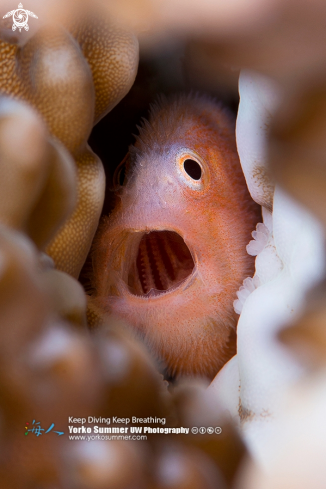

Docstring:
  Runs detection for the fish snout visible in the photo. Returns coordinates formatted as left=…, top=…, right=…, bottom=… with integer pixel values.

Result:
left=121, top=172, right=182, bottom=221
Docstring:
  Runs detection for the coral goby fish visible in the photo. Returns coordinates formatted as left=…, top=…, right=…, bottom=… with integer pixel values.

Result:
left=91, top=94, right=259, bottom=379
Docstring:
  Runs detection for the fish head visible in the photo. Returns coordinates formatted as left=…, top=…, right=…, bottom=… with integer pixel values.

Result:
left=92, top=95, right=260, bottom=379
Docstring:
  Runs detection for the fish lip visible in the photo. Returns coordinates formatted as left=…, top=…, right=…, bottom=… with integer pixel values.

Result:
left=111, top=226, right=197, bottom=300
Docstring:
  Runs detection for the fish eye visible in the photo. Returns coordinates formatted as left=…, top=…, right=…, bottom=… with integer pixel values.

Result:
left=116, top=164, right=126, bottom=186
left=183, top=159, right=202, bottom=180
left=176, top=149, right=209, bottom=191
left=113, top=153, right=129, bottom=189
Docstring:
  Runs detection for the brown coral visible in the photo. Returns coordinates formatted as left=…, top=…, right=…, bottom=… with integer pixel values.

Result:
left=0, top=2, right=139, bottom=277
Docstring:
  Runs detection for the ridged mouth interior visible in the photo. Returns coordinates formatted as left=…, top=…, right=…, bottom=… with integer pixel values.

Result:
left=127, top=230, right=195, bottom=297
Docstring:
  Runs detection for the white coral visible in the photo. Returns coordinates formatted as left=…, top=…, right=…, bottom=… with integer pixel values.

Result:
left=234, top=276, right=260, bottom=314
left=209, top=70, right=326, bottom=468
left=246, top=222, right=270, bottom=256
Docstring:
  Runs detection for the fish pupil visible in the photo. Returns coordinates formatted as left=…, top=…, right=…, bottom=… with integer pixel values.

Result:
left=183, top=159, right=202, bottom=180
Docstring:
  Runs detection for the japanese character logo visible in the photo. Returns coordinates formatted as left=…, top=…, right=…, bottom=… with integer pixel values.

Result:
left=25, top=420, right=64, bottom=437
left=3, top=3, right=38, bottom=33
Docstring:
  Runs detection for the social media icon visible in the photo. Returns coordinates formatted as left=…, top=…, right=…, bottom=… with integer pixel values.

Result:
left=207, top=427, right=214, bottom=434
left=215, top=427, right=222, bottom=434
left=199, top=427, right=206, bottom=434
left=191, top=427, right=198, bottom=434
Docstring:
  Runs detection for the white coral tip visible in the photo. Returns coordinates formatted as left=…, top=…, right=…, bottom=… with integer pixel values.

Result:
left=233, top=299, right=243, bottom=315
left=247, top=222, right=270, bottom=256
left=233, top=276, right=260, bottom=315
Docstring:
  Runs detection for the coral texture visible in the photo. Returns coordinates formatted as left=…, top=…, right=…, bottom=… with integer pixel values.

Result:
left=0, top=2, right=139, bottom=277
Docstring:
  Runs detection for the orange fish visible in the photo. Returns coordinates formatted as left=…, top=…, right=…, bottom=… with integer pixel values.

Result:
left=91, top=94, right=259, bottom=379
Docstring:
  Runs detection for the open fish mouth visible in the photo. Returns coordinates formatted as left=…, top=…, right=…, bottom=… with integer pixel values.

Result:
left=125, top=230, right=195, bottom=298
